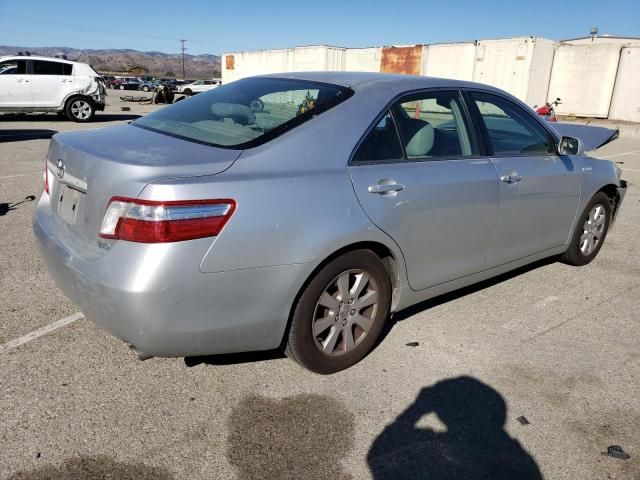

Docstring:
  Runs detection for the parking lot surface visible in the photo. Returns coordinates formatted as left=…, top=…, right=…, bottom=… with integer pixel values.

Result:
left=1, top=97, right=639, bottom=479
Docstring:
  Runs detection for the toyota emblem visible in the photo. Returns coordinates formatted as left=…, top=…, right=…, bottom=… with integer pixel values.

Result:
left=56, top=159, right=65, bottom=179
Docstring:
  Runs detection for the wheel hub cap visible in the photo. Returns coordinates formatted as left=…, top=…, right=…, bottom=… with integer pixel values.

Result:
left=580, top=204, right=606, bottom=256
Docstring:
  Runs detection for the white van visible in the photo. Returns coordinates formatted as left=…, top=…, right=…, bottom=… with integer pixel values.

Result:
left=0, top=55, right=106, bottom=122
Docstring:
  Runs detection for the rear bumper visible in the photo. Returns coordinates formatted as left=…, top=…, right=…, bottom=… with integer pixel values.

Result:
left=33, top=195, right=309, bottom=357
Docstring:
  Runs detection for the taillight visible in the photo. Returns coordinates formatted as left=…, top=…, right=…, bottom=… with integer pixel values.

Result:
left=44, top=160, right=50, bottom=194
left=99, top=197, right=236, bottom=243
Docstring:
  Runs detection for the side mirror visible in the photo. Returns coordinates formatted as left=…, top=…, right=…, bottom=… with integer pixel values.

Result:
left=558, top=136, right=584, bottom=156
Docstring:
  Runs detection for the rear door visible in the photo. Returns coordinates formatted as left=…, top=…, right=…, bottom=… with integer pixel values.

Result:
left=0, top=59, right=31, bottom=106
left=348, top=90, right=499, bottom=291
left=30, top=60, right=74, bottom=107
left=467, top=90, right=582, bottom=266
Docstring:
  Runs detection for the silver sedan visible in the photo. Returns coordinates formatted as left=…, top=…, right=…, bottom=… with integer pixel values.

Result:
left=34, top=72, right=627, bottom=373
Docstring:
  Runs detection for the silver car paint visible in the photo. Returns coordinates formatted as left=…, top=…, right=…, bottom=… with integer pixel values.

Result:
left=33, top=72, right=626, bottom=358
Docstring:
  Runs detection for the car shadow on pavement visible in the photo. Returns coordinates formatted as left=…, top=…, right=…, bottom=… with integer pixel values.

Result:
left=184, top=349, right=285, bottom=368
left=367, top=376, right=542, bottom=479
left=5, top=454, right=173, bottom=480
left=377, top=257, right=558, bottom=346
left=0, top=129, right=58, bottom=142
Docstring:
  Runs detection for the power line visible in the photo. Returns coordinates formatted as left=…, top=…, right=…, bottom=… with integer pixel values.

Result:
left=180, top=39, right=187, bottom=79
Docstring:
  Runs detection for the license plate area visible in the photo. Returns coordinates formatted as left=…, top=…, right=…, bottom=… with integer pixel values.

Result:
left=56, top=184, right=83, bottom=225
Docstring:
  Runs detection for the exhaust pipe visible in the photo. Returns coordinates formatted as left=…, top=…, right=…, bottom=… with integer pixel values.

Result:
left=128, top=344, right=153, bottom=361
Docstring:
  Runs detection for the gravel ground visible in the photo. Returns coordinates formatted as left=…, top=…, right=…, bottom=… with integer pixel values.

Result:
left=1, top=98, right=639, bottom=479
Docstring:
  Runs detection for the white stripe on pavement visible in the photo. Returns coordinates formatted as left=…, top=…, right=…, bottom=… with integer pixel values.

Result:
left=0, top=313, right=84, bottom=355
left=0, top=172, right=40, bottom=180
left=600, top=149, right=640, bottom=159
left=622, top=167, right=640, bottom=173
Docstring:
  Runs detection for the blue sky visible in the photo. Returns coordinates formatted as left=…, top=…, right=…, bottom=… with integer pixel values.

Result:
left=1, top=0, right=638, bottom=55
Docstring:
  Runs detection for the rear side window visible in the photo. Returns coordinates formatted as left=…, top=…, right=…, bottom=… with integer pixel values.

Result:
left=352, top=111, right=403, bottom=163
left=33, top=60, right=72, bottom=76
left=0, top=60, right=27, bottom=75
left=392, top=91, right=474, bottom=158
left=470, top=91, right=553, bottom=156
left=134, top=77, right=353, bottom=149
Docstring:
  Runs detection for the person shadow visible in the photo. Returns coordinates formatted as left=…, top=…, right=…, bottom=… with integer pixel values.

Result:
left=367, top=376, right=542, bottom=480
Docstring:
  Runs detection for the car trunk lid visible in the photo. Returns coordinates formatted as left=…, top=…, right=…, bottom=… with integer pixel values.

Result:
left=46, top=124, right=241, bottom=255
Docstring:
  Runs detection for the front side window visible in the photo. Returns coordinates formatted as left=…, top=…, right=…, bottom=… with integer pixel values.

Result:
left=352, top=111, right=403, bottom=163
left=0, top=60, right=27, bottom=75
left=471, top=91, right=553, bottom=156
left=134, top=77, right=353, bottom=149
left=392, top=91, right=474, bottom=158
left=32, top=60, right=72, bottom=76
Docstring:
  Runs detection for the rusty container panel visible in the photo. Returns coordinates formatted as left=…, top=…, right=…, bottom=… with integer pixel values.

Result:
left=225, top=55, right=235, bottom=70
left=381, top=46, right=423, bottom=75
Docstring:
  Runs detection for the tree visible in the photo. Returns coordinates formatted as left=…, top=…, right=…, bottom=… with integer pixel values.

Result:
left=165, top=71, right=175, bottom=77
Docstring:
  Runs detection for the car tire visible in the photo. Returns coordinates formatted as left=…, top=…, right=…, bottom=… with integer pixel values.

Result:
left=285, top=249, right=391, bottom=374
left=561, top=192, right=612, bottom=266
left=183, top=88, right=192, bottom=96
left=119, top=85, right=125, bottom=90
left=143, top=86, right=149, bottom=92
left=64, top=96, right=95, bottom=123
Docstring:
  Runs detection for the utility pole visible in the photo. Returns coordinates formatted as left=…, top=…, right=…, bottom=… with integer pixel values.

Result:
left=180, top=39, right=187, bottom=79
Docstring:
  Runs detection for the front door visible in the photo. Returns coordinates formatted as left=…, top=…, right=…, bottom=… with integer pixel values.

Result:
left=0, top=59, right=31, bottom=106
left=349, top=90, right=499, bottom=291
left=468, top=91, right=582, bottom=266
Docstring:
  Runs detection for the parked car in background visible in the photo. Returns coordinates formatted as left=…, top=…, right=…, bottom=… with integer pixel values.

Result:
left=175, top=79, right=220, bottom=95
left=119, top=78, right=141, bottom=90
left=0, top=55, right=105, bottom=122
left=139, top=80, right=160, bottom=92
left=34, top=73, right=626, bottom=373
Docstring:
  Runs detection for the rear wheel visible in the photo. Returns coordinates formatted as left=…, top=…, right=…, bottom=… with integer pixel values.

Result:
left=183, top=88, right=192, bottom=96
left=142, top=86, right=149, bottom=92
left=65, top=97, right=95, bottom=122
left=285, top=249, right=391, bottom=374
left=562, top=192, right=612, bottom=266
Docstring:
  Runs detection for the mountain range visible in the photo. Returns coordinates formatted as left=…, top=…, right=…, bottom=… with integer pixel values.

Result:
left=0, top=46, right=221, bottom=79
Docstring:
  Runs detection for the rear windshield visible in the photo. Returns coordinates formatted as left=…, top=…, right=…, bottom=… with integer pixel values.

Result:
left=134, top=77, right=353, bottom=149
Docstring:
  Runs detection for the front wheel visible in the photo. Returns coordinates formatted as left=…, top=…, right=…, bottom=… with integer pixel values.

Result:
left=183, top=88, right=192, bottom=96
left=562, top=192, right=612, bottom=266
left=142, top=86, right=149, bottom=92
left=285, top=249, right=391, bottom=374
left=65, top=97, right=95, bottom=122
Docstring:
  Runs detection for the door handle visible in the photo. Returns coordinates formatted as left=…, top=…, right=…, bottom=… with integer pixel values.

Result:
left=500, top=173, right=522, bottom=184
left=368, top=183, right=405, bottom=194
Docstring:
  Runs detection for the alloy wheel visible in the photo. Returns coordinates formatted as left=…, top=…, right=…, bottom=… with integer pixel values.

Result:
left=580, top=204, right=606, bottom=256
left=312, top=269, right=379, bottom=356
left=70, top=100, right=92, bottom=120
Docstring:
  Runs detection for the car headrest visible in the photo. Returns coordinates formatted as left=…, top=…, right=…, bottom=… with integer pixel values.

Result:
left=403, top=119, right=435, bottom=157
left=210, top=103, right=256, bottom=126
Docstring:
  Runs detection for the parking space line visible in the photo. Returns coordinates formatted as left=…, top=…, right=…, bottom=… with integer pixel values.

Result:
left=600, top=149, right=640, bottom=159
left=0, top=313, right=84, bottom=355
left=622, top=167, right=640, bottom=173
left=0, top=172, right=40, bottom=180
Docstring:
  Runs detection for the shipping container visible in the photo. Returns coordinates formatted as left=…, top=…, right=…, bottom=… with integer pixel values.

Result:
left=222, top=49, right=293, bottom=84
left=472, top=37, right=556, bottom=107
left=293, top=45, right=346, bottom=72
left=421, top=42, right=476, bottom=80
left=548, top=44, right=622, bottom=118
left=380, top=45, right=423, bottom=76
left=562, top=36, right=640, bottom=46
left=345, top=47, right=381, bottom=72
left=609, top=47, right=640, bottom=123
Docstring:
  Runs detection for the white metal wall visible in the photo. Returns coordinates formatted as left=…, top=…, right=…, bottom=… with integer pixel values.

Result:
left=222, top=38, right=640, bottom=122
left=548, top=44, right=621, bottom=118
left=345, top=48, right=381, bottom=72
left=421, top=43, right=475, bottom=81
left=609, top=47, right=640, bottom=123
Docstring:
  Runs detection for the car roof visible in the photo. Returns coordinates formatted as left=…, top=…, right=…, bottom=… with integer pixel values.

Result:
left=0, top=55, right=76, bottom=65
left=255, top=71, right=492, bottom=91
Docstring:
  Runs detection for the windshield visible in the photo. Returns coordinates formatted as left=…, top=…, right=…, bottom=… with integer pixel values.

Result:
left=134, top=77, right=353, bottom=149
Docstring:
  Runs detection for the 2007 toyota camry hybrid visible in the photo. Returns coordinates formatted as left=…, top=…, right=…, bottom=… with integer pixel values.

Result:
left=34, top=72, right=627, bottom=373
